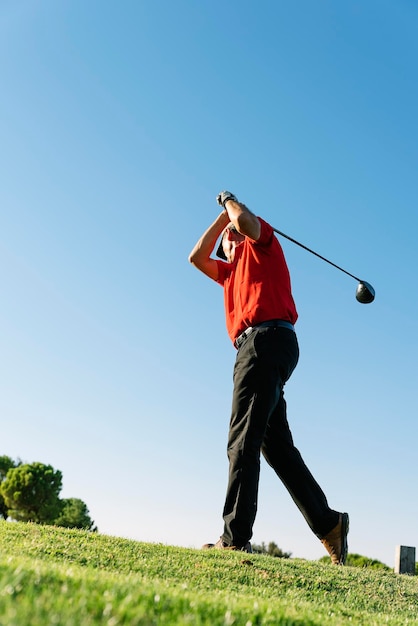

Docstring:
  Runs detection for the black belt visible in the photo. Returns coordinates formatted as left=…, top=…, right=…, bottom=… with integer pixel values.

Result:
left=234, top=319, right=295, bottom=349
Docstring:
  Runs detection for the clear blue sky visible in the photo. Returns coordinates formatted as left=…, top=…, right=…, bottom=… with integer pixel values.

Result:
left=1, top=0, right=417, bottom=567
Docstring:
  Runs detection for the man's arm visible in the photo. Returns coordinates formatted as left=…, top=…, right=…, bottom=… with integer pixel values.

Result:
left=188, top=210, right=230, bottom=280
left=217, top=191, right=261, bottom=241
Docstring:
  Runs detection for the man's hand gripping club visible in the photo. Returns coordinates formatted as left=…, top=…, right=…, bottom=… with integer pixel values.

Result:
left=216, top=191, right=239, bottom=207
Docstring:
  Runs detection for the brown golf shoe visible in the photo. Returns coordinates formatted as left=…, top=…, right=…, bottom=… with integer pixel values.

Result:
left=202, top=538, right=252, bottom=553
left=320, top=512, right=349, bottom=565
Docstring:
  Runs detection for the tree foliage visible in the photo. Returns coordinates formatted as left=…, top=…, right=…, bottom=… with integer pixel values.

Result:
left=252, top=541, right=292, bottom=558
left=0, top=456, right=96, bottom=531
left=0, top=456, right=19, bottom=519
left=1, top=462, right=63, bottom=523
left=54, top=498, right=97, bottom=531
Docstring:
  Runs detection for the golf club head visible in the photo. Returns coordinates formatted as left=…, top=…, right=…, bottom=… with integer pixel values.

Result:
left=356, top=281, right=375, bottom=304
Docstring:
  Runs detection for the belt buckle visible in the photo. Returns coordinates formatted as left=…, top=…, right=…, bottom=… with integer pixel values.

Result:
left=236, top=326, right=251, bottom=349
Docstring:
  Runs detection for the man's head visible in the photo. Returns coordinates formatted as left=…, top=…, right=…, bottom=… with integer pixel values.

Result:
left=216, top=224, right=245, bottom=263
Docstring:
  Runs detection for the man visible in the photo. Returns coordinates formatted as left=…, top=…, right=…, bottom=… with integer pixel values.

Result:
left=188, top=190, right=348, bottom=565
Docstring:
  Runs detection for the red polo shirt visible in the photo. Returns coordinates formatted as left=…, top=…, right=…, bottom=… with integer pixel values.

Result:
left=216, top=218, right=298, bottom=345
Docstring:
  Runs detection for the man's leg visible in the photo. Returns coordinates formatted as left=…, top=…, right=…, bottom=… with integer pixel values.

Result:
left=221, top=337, right=266, bottom=547
left=221, top=326, right=298, bottom=547
left=261, top=392, right=339, bottom=537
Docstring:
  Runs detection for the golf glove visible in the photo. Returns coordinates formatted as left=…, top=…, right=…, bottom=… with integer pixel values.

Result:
left=217, top=191, right=238, bottom=207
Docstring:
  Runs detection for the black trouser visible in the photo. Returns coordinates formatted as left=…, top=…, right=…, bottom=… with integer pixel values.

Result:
left=221, top=324, right=339, bottom=547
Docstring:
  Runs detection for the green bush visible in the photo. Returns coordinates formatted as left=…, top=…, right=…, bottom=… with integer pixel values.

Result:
left=319, top=552, right=391, bottom=570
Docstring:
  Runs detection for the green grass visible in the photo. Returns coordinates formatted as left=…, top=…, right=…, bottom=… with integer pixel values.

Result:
left=0, top=521, right=417, bottom=625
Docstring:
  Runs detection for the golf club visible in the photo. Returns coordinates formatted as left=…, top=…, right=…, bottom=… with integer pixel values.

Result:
left=272, top=227, right=375, bottom=304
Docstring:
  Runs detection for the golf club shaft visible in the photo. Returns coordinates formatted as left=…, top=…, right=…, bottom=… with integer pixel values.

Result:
left=272, top=227, right=361, bottom=282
